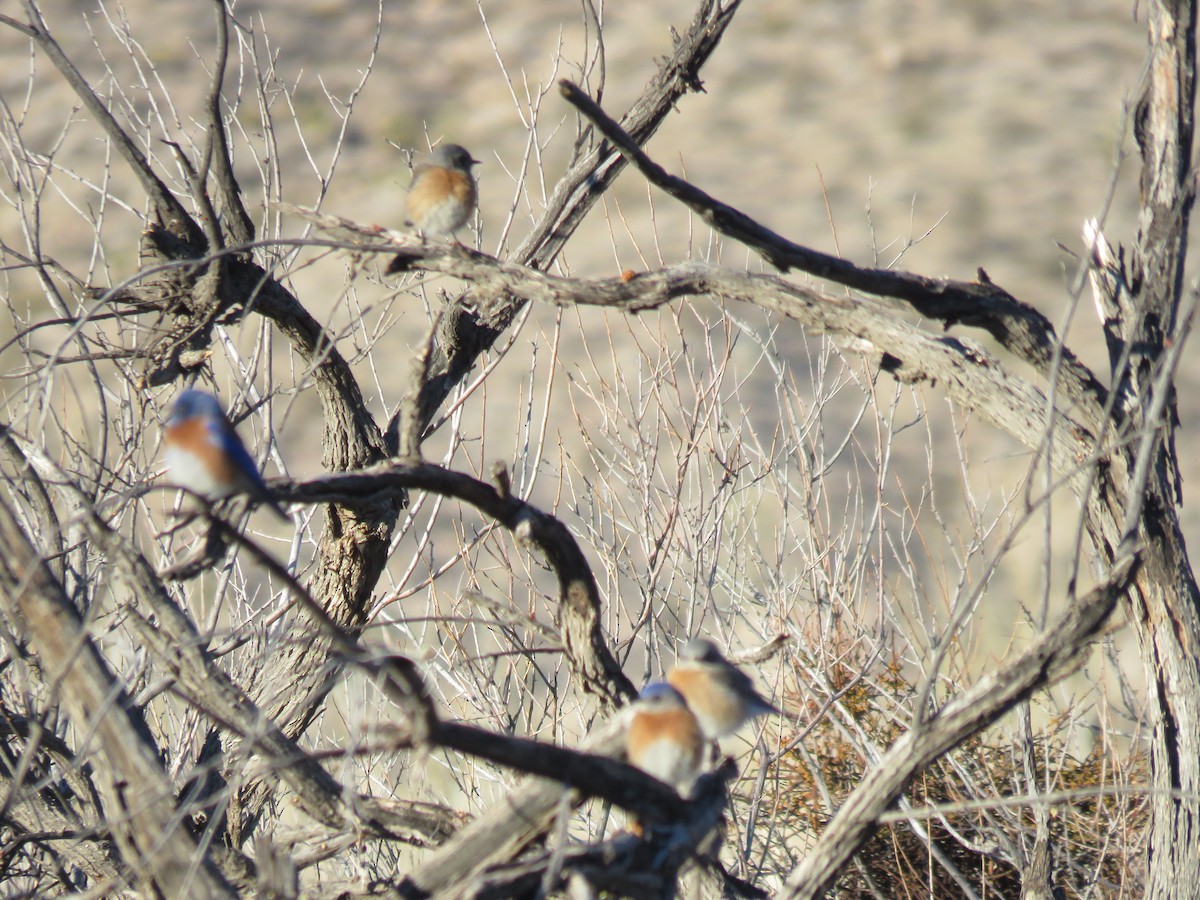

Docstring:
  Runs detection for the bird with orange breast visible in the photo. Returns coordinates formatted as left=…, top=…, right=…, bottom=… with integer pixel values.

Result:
left=162, top=389, right=288, bottom=521
left=666, top=638, right=780, bottom=740
left=624, top=682, right=705, bottom=797
left=403, top=143, right=479, bottom=241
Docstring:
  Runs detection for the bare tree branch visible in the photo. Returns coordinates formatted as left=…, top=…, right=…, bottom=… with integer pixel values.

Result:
left=397, top=723, right=629, bottom=899
left=83, top=512, right=458, bottom=845
left=373, top=720, right=692, bottom=826
left=10, top=3, right=206, bottom=251
left=434, top=762, right=737, bottom=900
left=198, top=0, right=255, bottom=248
left=781, top=550, right=1140, bottom=898
left=338, top=251, right=1102, bottom=497
left=283, top=459, right=635, bottom=707
left=397, top=0, right=748, bottom=441
left=1092, top=4, right=1200, bottom=892
left=0, top=714, right=120, bottom=885
left=556, top=78, right=1110, bottom=426
left=0, top=493, right=236, bottom=897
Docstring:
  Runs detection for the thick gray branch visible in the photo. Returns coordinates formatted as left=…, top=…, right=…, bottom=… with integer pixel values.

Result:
left=85, top=514, right=457, bottom=846
left=781, top=552, right=1139, bottom=898
left=557, top=79, right=1110, bottom=428
left=0, top=494, right=235, bottom=898
left=374, top=252, right=1102, bottom=496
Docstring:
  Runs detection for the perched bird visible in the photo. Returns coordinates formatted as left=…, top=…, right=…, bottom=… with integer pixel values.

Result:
left=666, top=638, right=779, bottom=740
left=403, top=143, right=480, bottom=240
left=163, top=389, right=288, bottom=520
left=625, top=682, right=705, bottom=796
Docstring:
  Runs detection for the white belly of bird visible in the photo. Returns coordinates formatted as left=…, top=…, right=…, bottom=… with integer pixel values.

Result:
left=638, top=737, right=698, bottom=791
left=164, top=446, right=234, bottom=498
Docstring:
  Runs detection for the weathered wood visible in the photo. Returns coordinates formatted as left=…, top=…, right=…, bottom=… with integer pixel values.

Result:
left=1112, top=1, right=1200, bottom=895
left=0, top=493, right=236, bottom=898
left=781, top=555, right=1138, bottom=898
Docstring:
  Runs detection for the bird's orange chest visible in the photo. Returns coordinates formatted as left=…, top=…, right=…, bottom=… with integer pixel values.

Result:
left=668, top=666, right=737, bottom=717
left=628, top=704, right=702, bottom=753
left=165, top=418, right=236, bottom=484
left=410, top=166, right=474, bottom=208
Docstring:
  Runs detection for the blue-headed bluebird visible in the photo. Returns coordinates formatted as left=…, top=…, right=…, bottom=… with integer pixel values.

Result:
left=163, top=389, right=288, bottom=520
left=404, top=143, right=479, bottom=240
left=667, top=638, right=779, bottom=740
left=624, top=681, right=705, bottom=796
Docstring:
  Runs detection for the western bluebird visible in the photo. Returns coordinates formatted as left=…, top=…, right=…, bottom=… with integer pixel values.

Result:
left=624, top=682, right=704, bottom=795
left=163, top=389, right=288, bottom=520
left=666, top=638, right=779, bottom=740
left=404, top=143, right=479, bottom=240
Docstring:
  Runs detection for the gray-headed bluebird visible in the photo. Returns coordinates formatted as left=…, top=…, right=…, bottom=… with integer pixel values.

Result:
left=404, top=143, right=479, bottom=240
left=667, top=638, right=779, bottom=739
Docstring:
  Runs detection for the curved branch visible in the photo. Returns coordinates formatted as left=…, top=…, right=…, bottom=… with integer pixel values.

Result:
left=373, top=250, right=1102, bottom=494
left=283, top=460, right=637, bottom=708
left=375, top=720, right=693, bottom=826
left=557, top=78, right=1110, bottom=428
